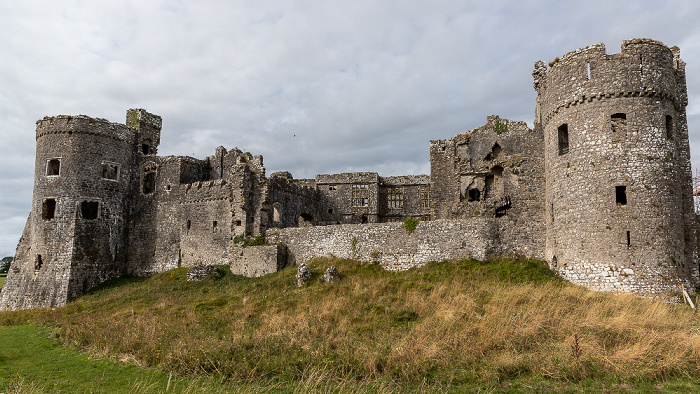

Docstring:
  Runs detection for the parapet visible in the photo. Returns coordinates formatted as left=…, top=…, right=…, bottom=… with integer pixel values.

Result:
left=535, top=39, right=686, bottom=127
left=316, top=172, right=379, bottom=185
left=35, top=115, right=132, bottom=142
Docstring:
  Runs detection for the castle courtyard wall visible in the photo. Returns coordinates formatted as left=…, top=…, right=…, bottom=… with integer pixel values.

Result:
left=269, top=219, right=507, bottom=271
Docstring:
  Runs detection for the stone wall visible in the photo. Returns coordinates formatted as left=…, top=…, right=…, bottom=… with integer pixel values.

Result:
left=269, top=219, right=502, bottom=271
left=230, top=245, right=288, bottom=277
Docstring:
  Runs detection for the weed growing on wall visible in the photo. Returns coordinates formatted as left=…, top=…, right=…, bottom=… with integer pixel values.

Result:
left=403, top=217, right=419, bottom=234
left=493, top=117, right=509, bottom=134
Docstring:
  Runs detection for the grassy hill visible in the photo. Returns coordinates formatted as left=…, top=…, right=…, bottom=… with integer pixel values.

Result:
left=2, top=256, right=700, bottom=392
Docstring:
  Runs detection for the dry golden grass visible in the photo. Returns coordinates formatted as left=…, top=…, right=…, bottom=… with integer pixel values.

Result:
left=2, top=256, right=700, bottom=390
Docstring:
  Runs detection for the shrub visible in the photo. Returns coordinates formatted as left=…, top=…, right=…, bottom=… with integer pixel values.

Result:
left=403, top=217, right=419, bottom=234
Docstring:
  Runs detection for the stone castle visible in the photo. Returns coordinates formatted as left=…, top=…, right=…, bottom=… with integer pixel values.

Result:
left=2, top=39, right=698, bottom=310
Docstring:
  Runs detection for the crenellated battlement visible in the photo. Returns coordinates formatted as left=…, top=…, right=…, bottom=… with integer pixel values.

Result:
left=35, top=115, right=133, bottom=142
left=536, top=39, right=686, bottom=128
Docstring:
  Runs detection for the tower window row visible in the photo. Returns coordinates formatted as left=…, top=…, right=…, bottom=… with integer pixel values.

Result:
left=556, top=114, right=675, bottom=156
left=45, top=158, right=121, bottom=181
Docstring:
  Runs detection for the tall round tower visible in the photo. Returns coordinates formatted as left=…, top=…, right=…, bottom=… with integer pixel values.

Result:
left=0, top=115, right=139, bottom=309
left=534, top=39, right=698, bottom=295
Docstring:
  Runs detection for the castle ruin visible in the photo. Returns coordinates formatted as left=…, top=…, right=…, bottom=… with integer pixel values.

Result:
left=2, top=39, right=698, bottom=310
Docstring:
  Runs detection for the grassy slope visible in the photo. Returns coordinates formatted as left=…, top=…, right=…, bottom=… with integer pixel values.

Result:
left=1, top=257, right=700, bottom=392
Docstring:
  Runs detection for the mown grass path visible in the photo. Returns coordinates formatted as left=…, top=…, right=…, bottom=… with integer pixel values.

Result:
left=0, top=325, right=225, bottom=393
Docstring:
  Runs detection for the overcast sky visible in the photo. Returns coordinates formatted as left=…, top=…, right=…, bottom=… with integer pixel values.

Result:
left=1, top=1, right=700, bottom=257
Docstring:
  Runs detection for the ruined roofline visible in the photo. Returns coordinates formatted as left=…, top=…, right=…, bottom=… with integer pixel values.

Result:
left=429, top=115, right=531, bottom=145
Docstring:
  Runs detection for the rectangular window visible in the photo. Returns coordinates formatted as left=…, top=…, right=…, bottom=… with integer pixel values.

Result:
left=47, top=158, right=61, bottom=176
left=102, top=162, right=120, bottom=180
left=351, top=184, right=369, bottom=207
left=558, top=124, right=569, bottom=155
left=81, top=201, right=99, bottom=220
left=616, top=186, right=627, bottom=205
left=328, top=185, right=337, bottom=191
left=387, top=187, right=404, bottom=209
left=42, top=198, right=56, bottom=220
left=419, top=185, right=430, bottom=208
left=611, top=113, right=627, bottom=133
left=666, top=115, right=673, bottom=139
left=627, top=231, right=631, bottom=248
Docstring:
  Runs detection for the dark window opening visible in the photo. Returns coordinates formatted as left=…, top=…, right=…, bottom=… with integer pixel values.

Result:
left=666, top=115, right=673, bottom=139
left=328, top=209, right=333, bottom=214
left=47, top=159, right=61, bottom=176
left=299, top=213, right=314, bottom=227
left=329, top=185, right=337, bottom=191
left=616, top=186, right=627, bottom=205
left=484, top=143, right=502, bottom=161
left=551, top=202, right=554, bottom=223
left=35, top=254, right=43, bottom=271
left=143, top=172, right=155, bottom=194
left=42, top=198, right=56, bottom=220
left=627, top=231, right=631, bottom=248
left=361, top=215, right=368, bottom=224
left=213, top=221, right=218, bottom=232
left=558, top=124, right=569, bottom=155
left=468, top=189, right=481, bottom=201
left=186, top=219, right=191, bottom=230
left=141, top=143, right=150, bottom=155
left=551, top=255, right=558, bottom=268
left=81, top=201, right=99, bottom=220
left=102, top=163, right=119, bottom=180
left=611, top=113, right=627, bottom=134
left=494, top=195, right=512, bottom=218
left=235, top=220, right=242, bottom=226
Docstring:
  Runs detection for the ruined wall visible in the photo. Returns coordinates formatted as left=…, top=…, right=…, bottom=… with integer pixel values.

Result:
left=377, top=175, right=431, bottom=222
left=430, top=116, right=546, bottom=258
left=316, top=173, right=380, bottom=224
left=267, top=172, right=334, bottom=228
left=230, top=245, right=288, bottom=277
left=269, top=219, right=501, bottom=271
left=536, top=39, right=699, bottom=294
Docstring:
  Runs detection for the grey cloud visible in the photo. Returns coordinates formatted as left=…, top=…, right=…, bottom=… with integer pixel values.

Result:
left=1, top=0, right=700, bottom=257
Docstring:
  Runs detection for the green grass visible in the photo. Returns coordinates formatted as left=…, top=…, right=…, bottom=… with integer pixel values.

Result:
left=2, top=257, right=700, bottom=392
left=0, top=325, right=230, bottom=393
left=0, top=273, right=6, bottom=289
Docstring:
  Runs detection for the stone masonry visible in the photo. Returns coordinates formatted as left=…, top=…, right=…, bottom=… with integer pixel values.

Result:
left=1, top=38, right=698, bottom=310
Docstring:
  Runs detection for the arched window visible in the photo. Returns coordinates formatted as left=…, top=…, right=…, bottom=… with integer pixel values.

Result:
left=273, top=202, right=282, bottom=222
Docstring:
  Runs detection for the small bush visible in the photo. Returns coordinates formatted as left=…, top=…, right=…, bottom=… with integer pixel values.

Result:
left=403, top=217, right=419, bottom=234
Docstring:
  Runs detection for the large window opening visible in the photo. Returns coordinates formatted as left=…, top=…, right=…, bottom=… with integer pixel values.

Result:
left=42, top=198, right=56, bottom=220
left=387, top=187, right=404, bottom=209
left=468, top=189, right=481, bottom=201
left=419, top=185, right=430, bottom=208
left=666, top=115, right=673, bottom=139
left=351, top=184, right=369, bottom=207
left=558, top=124, right=569, bottom=155
left=47, top=159, right=61, bottom=176
left=81, top=201, right=99, bottom=220
left=142, top=163, right=157, bottom=194
left=616, top=186, right=627, bottom=205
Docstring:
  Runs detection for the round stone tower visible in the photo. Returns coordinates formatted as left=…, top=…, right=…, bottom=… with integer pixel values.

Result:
left=534, top=39, right=698, bottom=295
left=0, top=112, right=155, bottom=309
